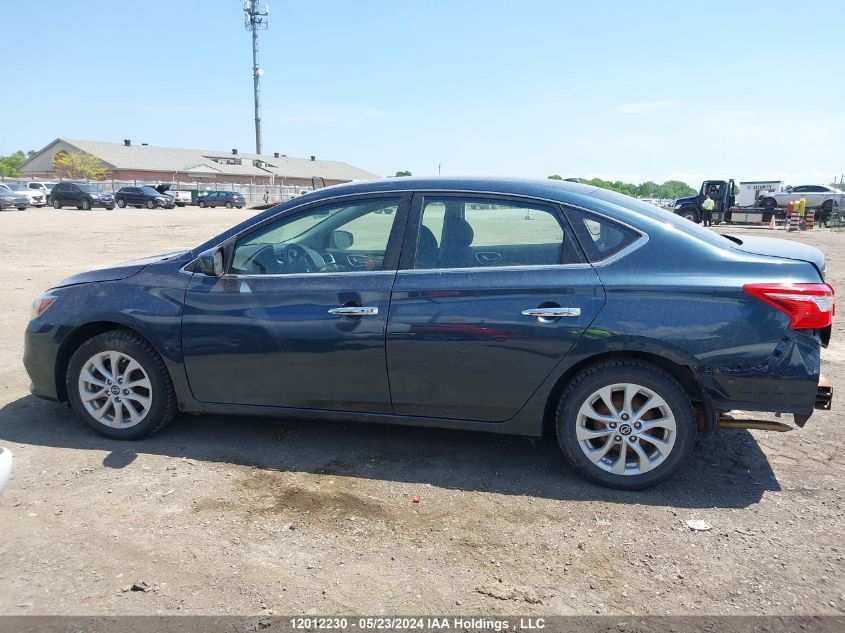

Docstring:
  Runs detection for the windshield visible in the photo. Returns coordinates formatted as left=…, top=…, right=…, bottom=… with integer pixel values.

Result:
left=7, top=183, right=26, bottom=191
left=77, top=184, right=103, bottom=193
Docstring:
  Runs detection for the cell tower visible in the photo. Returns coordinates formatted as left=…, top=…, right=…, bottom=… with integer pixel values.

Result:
left=243, top=0, right=269, bottom=155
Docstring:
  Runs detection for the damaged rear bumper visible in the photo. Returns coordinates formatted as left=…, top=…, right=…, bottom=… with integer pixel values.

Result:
left=717, top=374, right=832, bottom=431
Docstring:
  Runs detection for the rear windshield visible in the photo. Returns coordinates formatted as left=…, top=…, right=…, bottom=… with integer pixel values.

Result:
left=588, top=188, right=738, bottom=248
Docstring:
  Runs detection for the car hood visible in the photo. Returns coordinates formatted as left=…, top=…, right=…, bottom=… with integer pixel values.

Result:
left=724, top=234, right=825, bottom=275
left=674, top=195, right=697, bottom=206
left=53, top=250, right=190, bottom=288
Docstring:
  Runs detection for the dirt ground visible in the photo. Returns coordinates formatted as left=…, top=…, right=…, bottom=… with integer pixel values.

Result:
left=0, top=207, right=843, bottom=616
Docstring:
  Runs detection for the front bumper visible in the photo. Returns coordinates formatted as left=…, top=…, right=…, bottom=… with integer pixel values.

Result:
left=91, top=198, right=115, bottom=208
left=23, top=319, right=62, bottom=401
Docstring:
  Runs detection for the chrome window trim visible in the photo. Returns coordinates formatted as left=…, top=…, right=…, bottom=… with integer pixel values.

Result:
left=182, top=188, right=651, bottom=275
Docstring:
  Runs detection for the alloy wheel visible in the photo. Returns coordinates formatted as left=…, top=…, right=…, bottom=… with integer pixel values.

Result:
left=575, top=382, right=677, bottom=476
left=77, top=350, right=152, bottom=429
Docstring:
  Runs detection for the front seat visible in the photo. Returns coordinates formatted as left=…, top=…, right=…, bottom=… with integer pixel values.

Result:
left=416, top=225, right=439, bottom=269
left=438, top=217, right=475, bottom=268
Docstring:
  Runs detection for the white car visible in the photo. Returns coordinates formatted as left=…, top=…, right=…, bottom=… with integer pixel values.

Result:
left=5, top=182, right=47, bottom=207
left=761, top=184, right=845, bottom=213
left=0, top=447, right=11, bottom=493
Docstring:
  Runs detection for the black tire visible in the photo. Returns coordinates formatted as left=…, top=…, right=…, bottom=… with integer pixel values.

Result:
left=81, top=198, right=92, bottom=210
left=105, top=205, right=115, bottom=211
left=66, top=330, right=177, bottom=440
left=555, top=359, right=696, bottom=490
left=52, top=198, right=61, bottom=209
left=762, top=197, right=777, bottom=210
left=822, top=200, right=834, bottom=214
left=680, top=208, right=698, bottom=223
left=198, top=200, right=206, bottom=208
left=225, top=201, right=233, bottom=209
left=145, top=199, right=155, bottom=209
left=117, top=198, right=126, bottom=208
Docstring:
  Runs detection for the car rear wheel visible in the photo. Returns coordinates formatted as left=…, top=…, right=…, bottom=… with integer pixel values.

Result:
left=81, top=198, right=92, bottom=210
left=822, top=200, right=834, bottom=214
left=117, top=198, right=126, bottom=208
left=52, top=199, right=61, bottom=209
left=556, top=360, right=696, bottom=490
left=146, top=199, right=155, bottom=209
left=762, top=197, right=777, bottom=210
left=67, top=330, right=177, bottom=440
left=225, top=201, right=233, bottom=209
left=198, top=201, right=206, bottom=208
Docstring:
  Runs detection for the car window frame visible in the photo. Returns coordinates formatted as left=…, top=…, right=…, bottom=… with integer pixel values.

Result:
left=561, top=203, right=648, bottom=266
left=398, top=192, right=586, bottom=272
left=221, top=191, right=412, bottom=278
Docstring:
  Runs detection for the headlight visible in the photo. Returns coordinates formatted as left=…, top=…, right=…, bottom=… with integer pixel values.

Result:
left=31, top=294, right=56, bottom=319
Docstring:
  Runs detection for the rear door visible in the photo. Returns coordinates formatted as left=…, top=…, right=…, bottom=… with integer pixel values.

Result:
left=385, top=193, right=606, bottom=422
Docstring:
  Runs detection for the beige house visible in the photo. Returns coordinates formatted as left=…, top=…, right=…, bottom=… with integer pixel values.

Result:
left=18, top=138, right=379, bottom=187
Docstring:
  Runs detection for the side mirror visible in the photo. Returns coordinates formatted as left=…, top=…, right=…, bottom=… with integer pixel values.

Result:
left=330, top=230, right=354, bottom=250
left=197, top=247, right=225, bottom=277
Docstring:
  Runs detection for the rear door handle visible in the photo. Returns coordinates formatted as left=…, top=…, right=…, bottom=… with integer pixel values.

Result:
left=327, top=306, right=379, bottom=317
left=521, top=307, right=581, bottom=318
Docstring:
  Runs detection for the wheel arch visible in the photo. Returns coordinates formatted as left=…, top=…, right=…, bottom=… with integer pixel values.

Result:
left=55, top=321, right=166, bottom=402
left=541, top=350, right=710, bottom=437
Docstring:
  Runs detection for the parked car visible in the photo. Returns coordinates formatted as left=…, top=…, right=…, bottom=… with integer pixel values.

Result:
left=23, top=178, right=834, bottom=490
left=0, top=184, right=30, bottom=210
left=115, top=186, right=176, bottom=209
left=50, top=182, right=115, bottom=210
left=5, top=182, right=47, bottom=207
left=27, top=181, right=57, bottom=199
left=761, top=185, right=845, bottom=214
left=196, top=191, right=245, bottom=209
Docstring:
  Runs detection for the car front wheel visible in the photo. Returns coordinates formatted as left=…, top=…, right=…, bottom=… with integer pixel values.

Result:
left=225, top=201, right=233, bottom=209
left=556, top=360, right=696, bottom=490
left=146, top=199, right=155, bottom=209
left=67, top=330, right=177, bottom=440
left=81, top=198, right=92, bottom=210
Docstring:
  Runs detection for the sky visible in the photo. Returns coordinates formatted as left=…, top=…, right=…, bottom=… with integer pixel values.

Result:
left=2, top=0, right=843, bottom=187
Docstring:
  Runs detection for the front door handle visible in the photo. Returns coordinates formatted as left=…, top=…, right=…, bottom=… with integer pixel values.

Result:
left=521, top=307, right=581, bottom=318
left=327, top=306, right=379, bottom=317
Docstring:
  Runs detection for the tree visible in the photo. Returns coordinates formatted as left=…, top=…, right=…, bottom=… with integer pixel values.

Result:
left=547, top=174, right=563, bottom=180
left=656, top=180, right=696, bottom=200
left=52, top=150, right=108, bottom=180
left=0, top=151, right=28, bottom=177
left=636, top=180, right=660, bottom=198
left=394, top=170, right=412, bottom=177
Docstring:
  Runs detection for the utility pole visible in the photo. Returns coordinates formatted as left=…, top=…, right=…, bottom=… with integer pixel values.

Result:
left=243, top=0, right=269, bottom=155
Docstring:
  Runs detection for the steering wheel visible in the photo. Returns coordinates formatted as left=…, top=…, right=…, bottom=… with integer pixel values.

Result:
left=284, top=243, right=325, bottom=273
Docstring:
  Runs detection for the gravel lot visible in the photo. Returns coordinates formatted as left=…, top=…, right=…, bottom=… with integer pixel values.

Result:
left=0, top=208, right=843, bottom=616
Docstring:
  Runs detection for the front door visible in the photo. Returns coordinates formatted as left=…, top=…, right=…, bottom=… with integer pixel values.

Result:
left=386, top=194, right=606, bottom=422
left=182, top=194, right=409, bottom=412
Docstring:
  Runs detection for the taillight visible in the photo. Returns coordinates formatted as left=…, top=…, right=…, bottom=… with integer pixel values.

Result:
left=743, top=283, right=835, bottom=329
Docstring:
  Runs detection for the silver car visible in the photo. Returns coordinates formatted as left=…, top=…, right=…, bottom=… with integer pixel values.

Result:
left=762, top=184, right=845, bottom=212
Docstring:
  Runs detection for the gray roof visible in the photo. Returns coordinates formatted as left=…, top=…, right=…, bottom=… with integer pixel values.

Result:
left=21, top=138, right=379, bottom=182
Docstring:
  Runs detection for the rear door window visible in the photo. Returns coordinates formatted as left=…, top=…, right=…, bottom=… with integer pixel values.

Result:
left=413, top=196, right=575, bottom=270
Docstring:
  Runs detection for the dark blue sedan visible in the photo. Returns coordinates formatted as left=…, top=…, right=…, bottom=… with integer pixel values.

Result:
left=23, top=178, right=835, bottom=489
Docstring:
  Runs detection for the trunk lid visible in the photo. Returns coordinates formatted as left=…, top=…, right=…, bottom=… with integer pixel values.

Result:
left=722, top=234, right=825, bottom=278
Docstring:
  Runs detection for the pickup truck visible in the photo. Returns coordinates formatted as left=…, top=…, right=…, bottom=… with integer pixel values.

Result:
left=153, top=185, right=191, bottom=207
